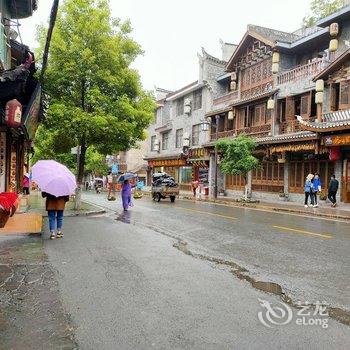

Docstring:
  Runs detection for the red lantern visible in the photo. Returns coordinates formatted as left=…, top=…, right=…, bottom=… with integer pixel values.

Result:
left=5, top=99, right=22, bottom=128
left=329, top=146, right=341, bottom=161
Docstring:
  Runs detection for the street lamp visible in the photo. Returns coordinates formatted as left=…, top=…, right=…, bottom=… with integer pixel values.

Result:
left=201, top=115, right=220, bottom=199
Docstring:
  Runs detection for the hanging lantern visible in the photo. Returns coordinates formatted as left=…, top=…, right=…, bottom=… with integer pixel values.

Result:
left=272, top=63, right=279, bottom=74
left=329, top=23, right=339, bottom=37
left=230, top=81, right=237, bottom=91
left=315, top=79, right=324, bottom=92
left=230, top=72, right=237, bottom=81
left=228, top=110, right=234, bottom=120
left=315, top=91, right=324, bottom=104
left=272, top=52, right=280, bottom=64
left=329, top=39, right=338, bottom=52
left=5, top=99, right=22, bottom=128
left=267, top=98, right=275, bottom=110
left=329, top=146, right=341, bottom=161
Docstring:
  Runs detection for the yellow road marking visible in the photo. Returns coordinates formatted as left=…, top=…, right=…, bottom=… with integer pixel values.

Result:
left=272, top=225, right=332, bottom=239
left=175, top=206, right=237, bottom=220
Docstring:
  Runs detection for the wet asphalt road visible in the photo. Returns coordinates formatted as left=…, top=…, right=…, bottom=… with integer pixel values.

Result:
left=40, top=192, right=350, bottom=349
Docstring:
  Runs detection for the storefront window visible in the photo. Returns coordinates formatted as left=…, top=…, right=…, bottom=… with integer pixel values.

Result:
left=180, top=166, right=192, bottom=184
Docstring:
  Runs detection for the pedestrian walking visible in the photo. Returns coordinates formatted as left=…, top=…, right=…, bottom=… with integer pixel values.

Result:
left=304, top=173, right=315, bottom=208
left=121, top=179, right=132, bottom=211
left=192, top=180, right=199, bottom=197
left=328, top=174, right=339, bottom=207
left=107, top=171, right=113, bottom=199
left=312, top=173, right=322, bottom=208
left=31, top=160, right=77, bottom=240
left=22, top=173, right=30, bottom=195
left=42, top=192, right=69, bottom=239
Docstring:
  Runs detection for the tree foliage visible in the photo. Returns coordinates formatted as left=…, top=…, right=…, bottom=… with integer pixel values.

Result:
left=215, top=135, right=259, bottom=180
left=35, top=0, right=155, bottom=181
left=303, top=0, right=346, bottom=27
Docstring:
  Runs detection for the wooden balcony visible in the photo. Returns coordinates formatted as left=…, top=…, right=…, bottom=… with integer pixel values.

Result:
left=213, top=91, right=239, bottom=106
left=210, top=124, right=271, bottom=141
left=277, top=58, right=327, bottom=85
left=279, top=120, right=303, bottom=134
left=237, top=124, right=271, bottom=137
left=210, top=130, right=236, bottom=141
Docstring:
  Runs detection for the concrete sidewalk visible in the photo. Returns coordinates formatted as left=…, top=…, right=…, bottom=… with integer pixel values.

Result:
left=26, top=192, right=106, bottom=217
left=142, top=187, right=350, bottom=220
left=0, top=192, right=106, bottom=236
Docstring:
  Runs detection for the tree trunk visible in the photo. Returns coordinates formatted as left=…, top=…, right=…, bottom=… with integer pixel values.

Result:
left=244, top=175, right=248, bottom=201
left=74, top=139, right=87, bottom=210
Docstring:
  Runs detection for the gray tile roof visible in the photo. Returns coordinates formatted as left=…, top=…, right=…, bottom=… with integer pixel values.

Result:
left=297, top=110, right=350, bottom=131
left=248, top=25, right=300, bottom=44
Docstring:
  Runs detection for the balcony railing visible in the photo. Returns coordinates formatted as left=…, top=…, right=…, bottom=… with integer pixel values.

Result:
left=213, top=90, right=239, bottom=106
left=210, top=124, right=271, bottom=141
left=210, top=130, right=236, bottom=141
left=279, top=120, right=303, bottom=134
left=277, top=58, right=328, bottom=85
left=237, top=124, right=271, bottom=137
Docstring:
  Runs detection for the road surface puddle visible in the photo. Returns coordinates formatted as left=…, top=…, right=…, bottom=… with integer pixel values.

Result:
left=251, top=281, right=283, bottom=295
left=172, top=238, right=350, bottom=327
left=115, top=211, right=131, bottom=224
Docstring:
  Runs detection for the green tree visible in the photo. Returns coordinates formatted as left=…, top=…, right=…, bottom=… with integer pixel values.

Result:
left=35, top=0, right=155, bottom=206
left=216, top=135, right=259, bottom=200
left=303, top=0, right=346, bottom=27
left=84, top=147, right=109, bottom=176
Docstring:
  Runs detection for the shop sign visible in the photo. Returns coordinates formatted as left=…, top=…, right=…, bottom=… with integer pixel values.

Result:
left=323, top=134, right=350, bottom=146
left=0, top=132, right=5, bottom=175
left=188, top=148, right=209, bottom=159
left=148, top=159, right=186, bottom=167
left=22, top=83, right=42, bottom=141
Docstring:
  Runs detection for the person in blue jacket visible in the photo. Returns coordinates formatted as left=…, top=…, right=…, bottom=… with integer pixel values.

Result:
left=304, top=174, right=315, bottom=208
left=312, top=173, right=322, bottom=208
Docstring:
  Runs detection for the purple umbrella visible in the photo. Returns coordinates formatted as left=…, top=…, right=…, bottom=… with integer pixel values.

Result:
left=32, top=160, right=77, bottom=197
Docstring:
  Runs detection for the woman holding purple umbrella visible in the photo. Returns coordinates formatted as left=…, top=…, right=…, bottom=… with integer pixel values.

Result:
left=42, top=192, right=69, bottom=239
left=121, top=179, right=132, bottom=211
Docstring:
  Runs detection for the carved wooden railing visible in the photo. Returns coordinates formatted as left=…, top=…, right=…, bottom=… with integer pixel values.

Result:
left=210, top=130, right=236, bottom=141
left=237, top=124, right=271, bottom=136
left=277, top=58, right=327, bottom=85
left=279, top=120, right=303, bottom=134
left=211, top=124, right=272, bottom=141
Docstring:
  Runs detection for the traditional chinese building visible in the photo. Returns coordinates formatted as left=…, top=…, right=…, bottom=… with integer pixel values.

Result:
left=145, top=44, right=236, bottom=191
left=0, top=0, right=43, bottom=193
left=204, top=4, right=350, bottom=203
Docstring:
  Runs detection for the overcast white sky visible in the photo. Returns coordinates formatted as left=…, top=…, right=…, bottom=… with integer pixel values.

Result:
left=19, top=0, right=312, bottom=91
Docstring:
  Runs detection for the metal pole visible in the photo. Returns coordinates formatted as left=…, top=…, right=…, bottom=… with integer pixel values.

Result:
left=214, top=115, right=219, bottom=199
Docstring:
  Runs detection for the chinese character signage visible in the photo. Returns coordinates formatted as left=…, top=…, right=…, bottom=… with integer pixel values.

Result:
left=323, top=134, right=350, bottom=146
left=22, top=83, right=42, bottom=141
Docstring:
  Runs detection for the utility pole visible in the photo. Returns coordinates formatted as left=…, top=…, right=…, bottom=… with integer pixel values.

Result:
left=214, top=115, right=219, bottom=199
left=74, top=146, right=81, bottom=210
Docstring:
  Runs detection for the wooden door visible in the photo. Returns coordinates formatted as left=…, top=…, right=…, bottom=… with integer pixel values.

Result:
left=342, top=159, right=350, bottom=203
